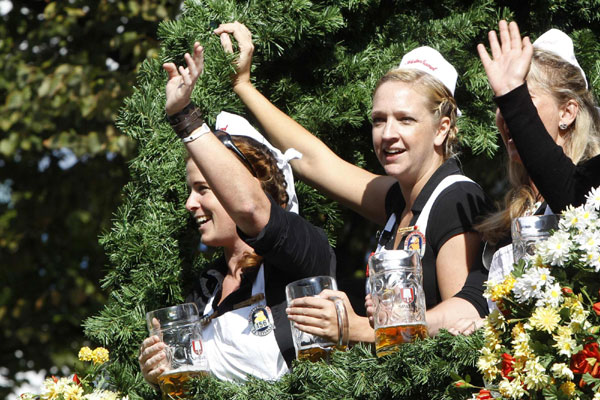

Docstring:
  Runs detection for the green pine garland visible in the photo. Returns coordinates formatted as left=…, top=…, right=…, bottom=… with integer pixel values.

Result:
left=83, top=0, right=600, bottom=399
left=185, top=332, right=484, bottom=400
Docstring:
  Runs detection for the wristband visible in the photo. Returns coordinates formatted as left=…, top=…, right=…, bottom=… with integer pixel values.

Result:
left=182, top=123, right=211, bottom=143
left=329, top=296, right=349, bottom=349
left=166, top=103, right=205, bottom=139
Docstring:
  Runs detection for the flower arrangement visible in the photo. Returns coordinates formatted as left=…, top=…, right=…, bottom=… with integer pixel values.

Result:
left=471, top=186, right=600, bottom=399
left=19, top=346, right=127, bottom=400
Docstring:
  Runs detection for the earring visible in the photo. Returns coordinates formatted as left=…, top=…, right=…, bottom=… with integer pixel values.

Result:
left=559, top=122, right=568, bottom=130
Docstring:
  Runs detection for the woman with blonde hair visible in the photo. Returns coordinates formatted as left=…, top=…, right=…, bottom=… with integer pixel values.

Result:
left=214, top=22, right=491, bottom=341
left=477, top=21, right=600, bottom=282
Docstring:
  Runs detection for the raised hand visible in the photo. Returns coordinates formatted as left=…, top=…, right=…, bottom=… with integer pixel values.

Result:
left=214, top=21, right=254, bottom=89
left=477, top=20, right=533, bottom=97
left=163, top=42, right=204, bottom=116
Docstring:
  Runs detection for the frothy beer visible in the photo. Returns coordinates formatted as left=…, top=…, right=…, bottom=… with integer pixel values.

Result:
left=157, top=367, right=208, bottom=399
left=375, top=323, right=427, bottom=357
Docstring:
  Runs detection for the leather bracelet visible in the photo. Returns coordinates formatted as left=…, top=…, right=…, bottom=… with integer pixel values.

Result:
left=166, top=103, right=205, bottom=139
left=166, top=102, right=196, bottom=125
left=329, top=296, right=349, bottom=349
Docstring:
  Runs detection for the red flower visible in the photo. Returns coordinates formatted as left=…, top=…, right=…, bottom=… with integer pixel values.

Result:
left=571, top=350, right=592, bottom=375
left=593, top=302, right=600, bottom=316
left=496, top=300, right=510, bottom=317
left=501, top=353, right=515, bottom=381
left=477, top=389, right=493, bottom=400
left=72, top=373, right=80, bottom=385
left=584, top=342, right=600, bottom=360
left=562, top=287, right=573, bottom=295
left=52, top=375, right=58, bottom=383
left=455, top=381, right=465, bottom=387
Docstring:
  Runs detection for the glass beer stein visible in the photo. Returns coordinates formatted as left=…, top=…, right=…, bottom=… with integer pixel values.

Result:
left=285, top=276, right=338, bottom=362
left=511, top=214, right=559, bottom=262
left=369, top=250, right=427, bottom=357
left=146, top=303, right=208, bottom=399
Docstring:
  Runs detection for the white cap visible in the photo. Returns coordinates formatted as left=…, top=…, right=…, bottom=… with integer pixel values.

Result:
left=215, top=111, right=302, bottom=214
left=399, top=46, right=461, bottom=116
left=533, top=28, right=587, bottom=88
left=399, top=46, right=458, bottom=95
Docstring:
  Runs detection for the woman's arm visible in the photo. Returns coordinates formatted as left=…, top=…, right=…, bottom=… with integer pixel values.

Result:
left=495, top=84, right=600, bottom=211
left=214, top=22, right=395, bottom=225
left=164, top=42, right=270, bottom=236
left=478, top=20, right=600, bottom=211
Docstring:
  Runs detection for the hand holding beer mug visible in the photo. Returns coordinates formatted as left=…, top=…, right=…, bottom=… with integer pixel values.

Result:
left=145, top=303, right=208, bottom=399
left=511, top=214, right=559, bottom=262
left=369, top=250, right=427, bottom=357
left=285, top=276, right=345, bottom=362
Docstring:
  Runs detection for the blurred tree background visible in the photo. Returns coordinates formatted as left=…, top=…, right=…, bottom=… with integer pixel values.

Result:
left=0, top=0, right=183, bottom=396
left=2, top=0, right=600, bottom=398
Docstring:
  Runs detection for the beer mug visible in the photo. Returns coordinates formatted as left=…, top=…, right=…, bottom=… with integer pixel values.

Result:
left=511, top=214, right=559, bottom=262
left=369, top=250, right=427, bottom=357
left=285, top=276, right=338, bottom=362
left=146, top=303, right=208, bottom=399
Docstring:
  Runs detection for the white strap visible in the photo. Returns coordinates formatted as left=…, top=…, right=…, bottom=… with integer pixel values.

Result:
left=414, top=175, right=477, bottom=236
left=182, top=123, right=210, bottom=143
left=375, top=174, right=478, bottom=254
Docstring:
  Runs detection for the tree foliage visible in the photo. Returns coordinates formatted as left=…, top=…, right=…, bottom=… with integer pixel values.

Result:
left=5, top=0, right=600, bottom=398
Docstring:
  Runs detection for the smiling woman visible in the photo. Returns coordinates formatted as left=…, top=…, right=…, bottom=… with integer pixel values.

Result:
left=214, top=21, right=492, bottom=343
left=137, top=43, right=336, bottom=385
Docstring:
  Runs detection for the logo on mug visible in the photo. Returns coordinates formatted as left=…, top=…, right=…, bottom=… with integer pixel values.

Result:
left=400, top=288, right=415, bottom=304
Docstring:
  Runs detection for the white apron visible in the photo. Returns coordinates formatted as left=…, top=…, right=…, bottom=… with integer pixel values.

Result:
left=202, top=265, right=288, bottom=381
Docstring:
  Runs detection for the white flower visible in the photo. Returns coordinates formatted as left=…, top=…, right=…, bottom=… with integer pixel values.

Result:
left=585, top=186, right=600, bottom=211
left=551, top=363, right=574, bottom=380
left=577, top=230, right=600, bottom=253
left=538, top=282, right=563, bottom=308
left=538, top=231, right=572, bottom=266
left=83, top=390, right=123, bottom=400
left=560, top=205, right=580, bottom=230
left=512, top=267, right=554, bottom=303
left=574, top=207, right=598, bottom=231
left=580, top=251, right=600, bottom=272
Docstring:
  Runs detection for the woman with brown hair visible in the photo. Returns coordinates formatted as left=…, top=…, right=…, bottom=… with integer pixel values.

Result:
left=214, top=22, right=491, bottom=342
left=138, top=42, right=335, bottom=383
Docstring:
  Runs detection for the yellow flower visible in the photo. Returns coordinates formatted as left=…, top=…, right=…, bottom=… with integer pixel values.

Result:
left=560, top=381, right=576, bottom=398
left=529, top=306, right=560, bottom=333
left=553, top=326, right=577, bottom=357
left=523, top=358, right=550, bottom=390
left=498, top=377, right=527, bottom=398
left=91, top=347, right=110, bottom=365
left=489, top=275, right=516, bottom=302
left=78, top=347, right=93, bottom=362
left=63, top=383, right=84, bottom=400
left=43, top=377, right=72, bottom=399
left=477, top=347, right=500, bottom=381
